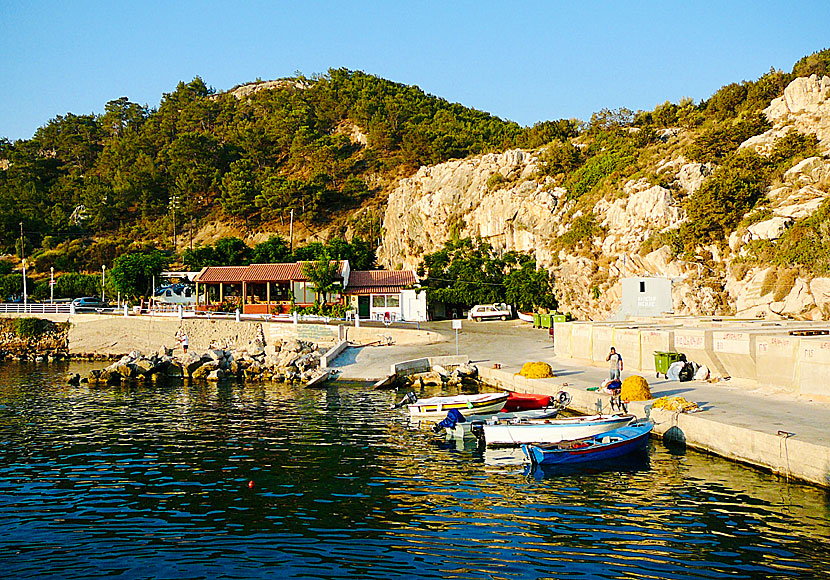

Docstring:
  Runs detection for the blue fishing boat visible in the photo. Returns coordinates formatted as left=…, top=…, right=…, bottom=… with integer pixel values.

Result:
left=522, top=420, right=653, bottom=466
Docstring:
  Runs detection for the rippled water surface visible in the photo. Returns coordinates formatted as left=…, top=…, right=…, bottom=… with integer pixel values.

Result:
left=1, top=362, right=829, bottom=579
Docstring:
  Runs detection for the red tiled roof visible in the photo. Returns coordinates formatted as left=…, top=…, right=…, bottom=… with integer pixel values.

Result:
left=345, top=270, right=417, bottom=294
left=241, top=263, right=305, bottom=282
left=241, top=261, right=347, bottom=282
left=194, top=266, right=249, bottom=283
left=347, top=285, right=416, bottom=296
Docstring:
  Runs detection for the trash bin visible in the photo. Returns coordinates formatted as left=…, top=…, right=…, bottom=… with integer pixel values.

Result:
left=532, top=313, right=541, bottom=328
left=539, top=314, right=552, bottom=329
left=552, top=314, right=567, bottom=323
left=653, top=351, right=685, bottom=378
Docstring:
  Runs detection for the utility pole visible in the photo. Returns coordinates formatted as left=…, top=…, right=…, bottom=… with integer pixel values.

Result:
left=289, top=208, right=294, bottom=253
left=20, top=222, right=26, bottom=311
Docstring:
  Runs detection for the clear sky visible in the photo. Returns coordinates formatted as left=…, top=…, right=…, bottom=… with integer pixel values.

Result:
left=1, top=0, right=829, bottom=141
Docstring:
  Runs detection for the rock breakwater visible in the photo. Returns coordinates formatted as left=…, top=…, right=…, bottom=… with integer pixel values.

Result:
left=70, top=337, right=328, bottom=386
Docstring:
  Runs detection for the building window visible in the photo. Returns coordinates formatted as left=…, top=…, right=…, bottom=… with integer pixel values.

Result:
left=639, top=281, right=646, bottom=293
left=387, top=294, right=400, bottom=308
left=372, top=295, right=385, bottom=308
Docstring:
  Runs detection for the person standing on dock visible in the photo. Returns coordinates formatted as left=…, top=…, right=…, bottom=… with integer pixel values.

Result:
left=176, top=329, right=189, bottom=354
left=606, top=346, right=623, bottom=381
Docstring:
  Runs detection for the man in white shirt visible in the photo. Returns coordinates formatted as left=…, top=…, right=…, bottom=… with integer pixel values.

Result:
left=606, top=346, right=623, bottom=381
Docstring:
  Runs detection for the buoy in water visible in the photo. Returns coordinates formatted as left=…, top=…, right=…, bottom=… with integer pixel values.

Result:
left=248, top=480, right=254, bottom=489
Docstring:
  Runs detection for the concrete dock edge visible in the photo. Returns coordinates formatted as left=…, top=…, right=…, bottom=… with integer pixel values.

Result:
left=477, top=366, right=830, bottom=489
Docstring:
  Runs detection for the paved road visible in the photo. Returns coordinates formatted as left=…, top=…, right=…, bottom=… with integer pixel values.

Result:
left=331, top=319, right=830, bottom=448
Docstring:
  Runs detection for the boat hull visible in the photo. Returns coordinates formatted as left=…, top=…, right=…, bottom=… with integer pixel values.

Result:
left=522, top=421, right=653, bottom=465
left=485, top=414, right=634, bottom=446
left=408, top=392, right=509, bottom=419
left=517, top=311, right=534, bottom=323
left=444, top=408, right=562, bottom=439
left=502, top=392, right=554, bottom=412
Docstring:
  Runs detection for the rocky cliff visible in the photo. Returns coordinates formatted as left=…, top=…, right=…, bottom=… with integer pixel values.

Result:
left=379, top=75, right=830, bottom=321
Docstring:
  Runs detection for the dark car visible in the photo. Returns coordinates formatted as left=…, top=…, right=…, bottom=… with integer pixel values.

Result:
left=72, top=296, right=110, bottom=312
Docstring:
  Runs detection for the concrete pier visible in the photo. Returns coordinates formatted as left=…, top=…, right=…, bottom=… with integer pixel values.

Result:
left=477, top=361, right=830, bottom=489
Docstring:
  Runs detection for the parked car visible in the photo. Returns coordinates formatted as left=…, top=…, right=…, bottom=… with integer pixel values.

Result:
left=72, top=296, right=110, bottom=312
left=467, top=302, right=512, bottom=321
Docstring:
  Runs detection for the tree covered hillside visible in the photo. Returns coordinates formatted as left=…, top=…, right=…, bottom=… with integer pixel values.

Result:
left=0, top=69, right=575, bottom=274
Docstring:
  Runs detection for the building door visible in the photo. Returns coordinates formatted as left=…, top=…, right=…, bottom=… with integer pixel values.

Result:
left=358, top=296, right=370, bottom=318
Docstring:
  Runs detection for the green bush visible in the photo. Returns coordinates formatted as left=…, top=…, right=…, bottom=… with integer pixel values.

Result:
left=486, top=172, right=507, bottom=190
left=792, top=48, right=830, bottom=78
left=772, top=199, right=830, bottom=274
left=687, top=114, right=771, bottom=164
left=558, top=214, right=602, bottom=249
left=13, top=317, right=47, bottom=338
left=685, top=162, right=765, bottom=243
left=564, top=150, right=635, bottom=199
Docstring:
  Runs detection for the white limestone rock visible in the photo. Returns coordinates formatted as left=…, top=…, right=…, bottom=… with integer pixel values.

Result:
left=677, top=162, right=712, bottom=194
left=746, top=217, right=792, bottom=241
left=765, top=74, right=830, bottom=148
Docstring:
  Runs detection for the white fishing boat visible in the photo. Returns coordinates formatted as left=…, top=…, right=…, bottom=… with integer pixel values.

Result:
left=393, top=391, right=509, bottom=419
left=482, top=413, right=636, bottom=446
left=517, top=311, right=534, bottom=323
left=439, top=407, right=564, bottom=439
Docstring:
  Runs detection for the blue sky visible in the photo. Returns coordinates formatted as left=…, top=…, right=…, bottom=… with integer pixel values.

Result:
left=1, top=1, right=829, bottom=141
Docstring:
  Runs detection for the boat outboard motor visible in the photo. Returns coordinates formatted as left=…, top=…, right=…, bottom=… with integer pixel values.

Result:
left=390, top=391, right=418, bottom=409
left=470, top=420, right=486, bottom=440
left=432, top=408, right=466, bottom=433
left=554, top=390, right=572, bottom=408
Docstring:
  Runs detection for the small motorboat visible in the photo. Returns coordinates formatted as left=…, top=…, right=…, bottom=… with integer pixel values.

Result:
left=522, top=420, right=654, bottom=466
left=517, top=311, right=534, bottom=323
left=503, top=391, right=570, bottom=412
left=393, top=391, right=509, bottom=419
left=483, top=413, right=636, bottom=446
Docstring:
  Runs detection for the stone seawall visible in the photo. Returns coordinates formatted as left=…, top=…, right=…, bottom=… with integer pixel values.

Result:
left=67, top=315, right=440, bottom=357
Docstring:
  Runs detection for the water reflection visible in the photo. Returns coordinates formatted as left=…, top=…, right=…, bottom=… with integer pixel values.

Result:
left=0, top=362, right=828, bottom=579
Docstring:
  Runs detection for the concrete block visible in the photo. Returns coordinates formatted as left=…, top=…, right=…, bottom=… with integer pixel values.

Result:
left=674, top=328, right=728, bottom=376
left=591, top=325, right=614, bottom=363
left=640, top=329, right=674, bottom=373
left=795, top=337, right=830, bottom=397
left=570, top=323, right=593, bottom=361
left=392, top=357, right=431, bottom=377
left=713, top=330, right=757, bottom=380
left=613, top=328, right=643, bottom=371
left=755, top=334, right=798, bottom=391
left=554, top=322, right=572, bottom=358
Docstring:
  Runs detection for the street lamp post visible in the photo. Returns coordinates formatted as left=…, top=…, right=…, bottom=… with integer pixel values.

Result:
left=102, top=265, right=106, bottom=303
left=22, top=259, right=27, bottom=312
left=50, top=267, right=54, bottom=304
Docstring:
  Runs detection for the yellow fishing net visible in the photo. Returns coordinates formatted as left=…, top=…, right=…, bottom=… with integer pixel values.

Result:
left=621, top=375, right=652, bottom=400
left=651, top=396, right=701, bottom=413
left=517, top=361, right=555, bottom=379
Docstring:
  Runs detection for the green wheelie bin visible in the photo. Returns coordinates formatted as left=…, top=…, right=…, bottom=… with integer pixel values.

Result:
left=653, top=351, right=685, bottom=378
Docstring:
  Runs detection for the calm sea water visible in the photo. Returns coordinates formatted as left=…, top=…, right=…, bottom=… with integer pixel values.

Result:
left=0, top=361, right=828, bottom=580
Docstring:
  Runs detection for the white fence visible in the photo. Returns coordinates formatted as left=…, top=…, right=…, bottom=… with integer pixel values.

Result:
left=0, top=303, right=73, bottom=314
